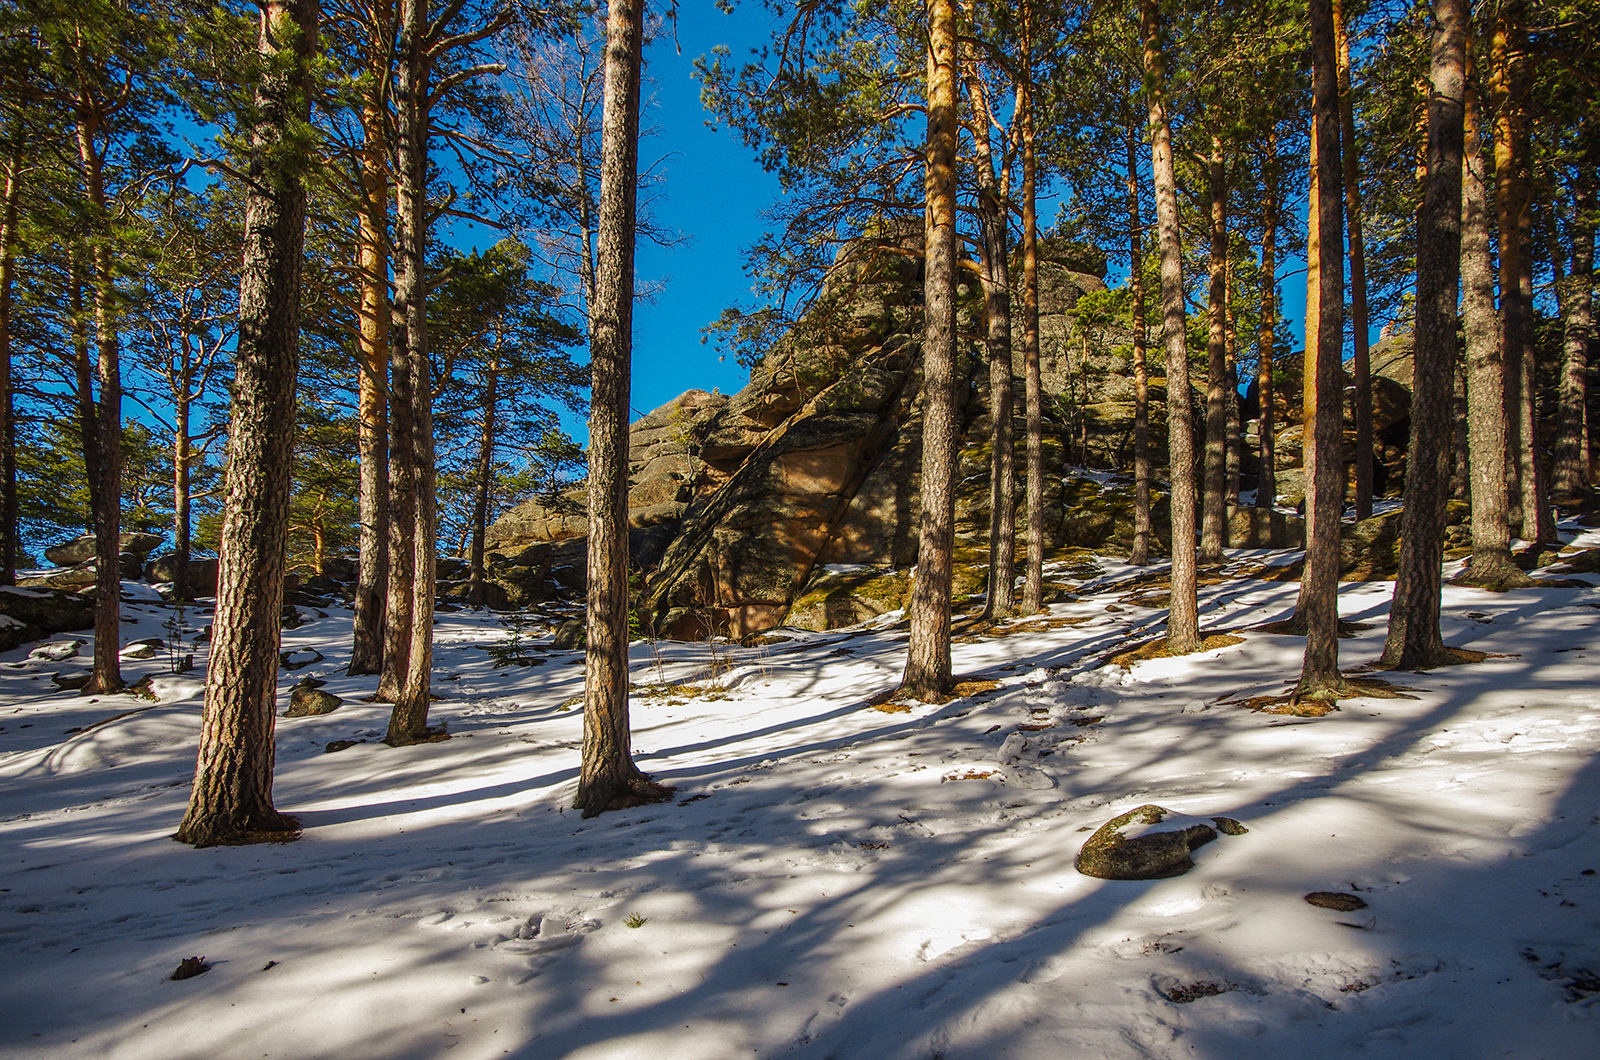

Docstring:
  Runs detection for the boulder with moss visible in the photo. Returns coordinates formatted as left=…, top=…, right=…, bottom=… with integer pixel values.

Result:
left=1076, top=804, right=1227, bottom=880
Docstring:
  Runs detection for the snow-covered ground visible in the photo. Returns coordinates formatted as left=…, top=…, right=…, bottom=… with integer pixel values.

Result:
left=2, top=542, right=1599, bottom=1059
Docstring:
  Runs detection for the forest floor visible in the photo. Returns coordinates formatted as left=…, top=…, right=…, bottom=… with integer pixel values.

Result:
left=2, top=530, right=1599, bottom=1059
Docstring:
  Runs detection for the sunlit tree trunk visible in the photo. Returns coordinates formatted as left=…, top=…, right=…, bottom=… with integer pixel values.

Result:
left=0, top=134, right=20, bottom=585
left=349, top=4, right=391, bottom=676
left=1295, top=0, right=1348, bottom=699
left=1552, top=159, right=1594, bottom=499
left=966, top=54, right=1016, bottom=617
left=1199, top=134, right=1229, bottom=564
left=1019, top=33, right=1045, bottom=615
left=903, top=0, right=960, bottom=697
left=576, top=0, right=670, bottom=816
left=1383, top=0, right=1467, bottom=669
left=1142, top=0, right=1198, bottom=652
left=466, top=356, right=500, bottom=607
left=1128, top=126, right=1153, bottom=565
left=1256, top=146, right=1279, bottom=511
left=176, top=0, right=319, bottom=848
left=1335, top=0, right=1374, bottom=519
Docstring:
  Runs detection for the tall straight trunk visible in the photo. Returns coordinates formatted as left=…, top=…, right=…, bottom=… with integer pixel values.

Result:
left=1451, top=355, right=1470, bottom=498
left=385, top=0, right=437, bottom=745
left=903, top=0, right=960, bottom=698
left=1552, top=163, right=1594, bottom=499
left=0, top=133, right=20, bottom=584
left=466, top=359, right=499, bottom=606
left=1296, top=0, right=1348, bottom=699
left=1256, top=148, right=1279, bottom=510
left=1142, top=0, right=1199, bottom=652
left=176, top=0, right=318, bottom=848
left=1458, top=51, right=1524, bottom=588
left=377, top=310, right=415, bottom=701
left=1335, top=0, right=1374, bottom=518
left=349, top=9, right=391, bottom=676
left=1128, top=126, right=1153, bottom=565
left=1224, top=272, right=1242, bottom=505
left=1382, top=0, right=1467, bottom=669
left=75, top=102, right=123, bottom=696
left=1199, top=134, right=1229, bottom=564
left=966, top=56, right=1016, bottom=618
left=173, top=398, right=190, bottom=600
left=1491, top=3, right=1552, bottom=543
left=576, top=0, right=669, bottom=817
left=1019, top=50, right=1045, bottom=614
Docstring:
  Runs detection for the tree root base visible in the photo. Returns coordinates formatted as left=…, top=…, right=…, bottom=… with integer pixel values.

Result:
left=174, top=812, right=302, bottom=849
left=576, top=773, right=675, bottom=819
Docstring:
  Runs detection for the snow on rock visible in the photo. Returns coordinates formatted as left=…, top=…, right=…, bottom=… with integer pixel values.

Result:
left=0, top=565, right=1599, bottom=1059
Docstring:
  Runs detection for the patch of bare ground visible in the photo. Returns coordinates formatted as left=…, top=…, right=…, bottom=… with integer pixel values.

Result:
left=869, top=676, right=1003, bottom=712
left=1242, top=676, right=1419, bottom=716
left=1108, top=633, right=1246, bottom=669
left=958, top=615, right=1091, bottom=642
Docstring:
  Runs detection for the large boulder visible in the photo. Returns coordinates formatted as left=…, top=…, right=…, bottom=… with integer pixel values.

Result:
left=44, top=532, right=163, bottom=567
left=1076, top=804, right=1237, bottom=880
left=142, top=554, right=221, bottom=596
left=0, top=587, right=95, bottom=653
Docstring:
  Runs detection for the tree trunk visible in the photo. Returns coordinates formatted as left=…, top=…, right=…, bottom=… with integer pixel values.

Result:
left=1224, top=271, right=1241, bottom=506
left=1199, top=134, right=1229, bottom=564
left=1335, top=0, right=1374, bottom=518
left=966, top=57, right=1016, bottom=618
left=1295, top=0, right=1348, bottom=699
left=349, top=9, right=391, bottom=676
left=1256, top=150, right=1279, bottom=511
left=173, top=398, right=191, bottom=600
left=1382, top=0, right=1467, bottom=669
left=1019, top=41, right=1045, bottom=615
left=466, top=359, right=499, bottom=607
left=0, top=133, right=20, bottom=585
left=75, top=101, right=123, bottom=696
left=385, top=0, right=437, bottom=746
left=1128, top=126, right=1153, bottom=565
left=1552, top=159, right=1594, bottom=500
left=576, top=0, right=669, bottom=817
left=1142, top=0, right=1198, bottom=652
left=903, top=0, right=960, bottom=698
left=1491, top=2, right=1553, bottom=543
left=176, top=0, right=318, bottom=848
left=1457, top=48, right=1526, bottom=590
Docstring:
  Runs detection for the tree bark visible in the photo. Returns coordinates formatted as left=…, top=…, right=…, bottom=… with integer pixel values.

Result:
left=1256, top=148, right=1279, bottom=511
left=384, top=0, right=437, bottom=745
left=0, top=133, right=20, bottom=585
left=966, top=57, right=1016, bottom=618
left=1199, top=134, right=1229, bottom=564
left=176, top=0, right=318, bottom=848
left=576, top=0, right=669, bottom=817
left=1382, top=0, right=1467, bottom=669
left=1491, top=2, right=1553, bottom=543
left=1142, top=0, right=1198, bottom=652
left=1335, top=0, right=1374, bottom=518
left=1552, top=158, right=1594, bottom=499
left=466, top=357, right=499, bottom=606
left=902, top=0, right=960, bottom=698
left=1128, top=126, right=1153, bottom=565
left=74, top=88, right=123, bottom=696
left=1019, top=33, right=1045, bottom=615
left=349, top=5, right=391, bottom=676
left=1457, top=48, right=1526, bottom=590
left=1296, top=0, right=1349, bottom=699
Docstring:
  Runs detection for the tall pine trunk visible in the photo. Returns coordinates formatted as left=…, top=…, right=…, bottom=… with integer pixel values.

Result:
left=1552, top=160, right=1594, bottom=499
left=966, top=57, right=1016, bottom=618
left=1142, top=0, right=1198, bottom=652
left=349, top=8, right=391, bottom=676
left=576, top=0, right=670, bottom=817
left=1457, top=48, right=1526, bottom=590
left=1128, top=126, right=1153, bottom=565
left=176, top=0, right=319, bottom=847
left=1335, top=0, right=1374, bottom=518
left=903, top=0, right=959, bottom=697
left=1295, top=0, right=1348, bottom=699
left=1382, top=0, right=1467, bottom=669
left=466, top=358, right=500, bottom=607
left=1019, top=42, right=1045, bottom=615
left=384, top=0, right=437, bottom=745
left=0, top=133, right=20, bottom=585
left=1256, top=146, right=1279, bottom=511
left=1199, top=134, right=1229, bottom=564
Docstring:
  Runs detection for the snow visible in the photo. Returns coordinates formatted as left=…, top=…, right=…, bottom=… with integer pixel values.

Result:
left=2, top=548, right=1600, bottom=1059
